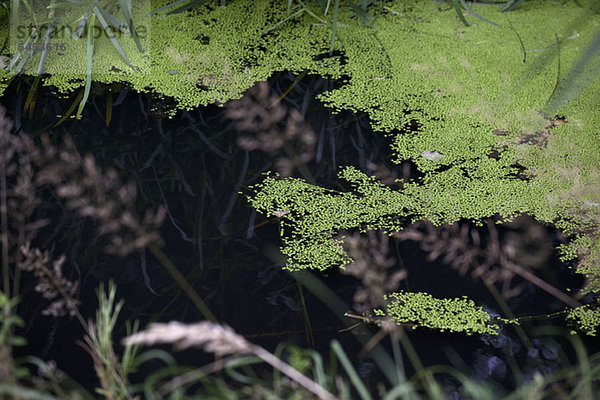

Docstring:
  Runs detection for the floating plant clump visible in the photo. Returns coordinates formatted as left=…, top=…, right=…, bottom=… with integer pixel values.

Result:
left=374, top=291, right=510, bottom=336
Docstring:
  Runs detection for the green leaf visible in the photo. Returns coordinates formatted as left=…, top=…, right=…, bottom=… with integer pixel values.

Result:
left=118, top=0, right=144, bottom=53
left=147, top=0, right=189, bottom=16
left=459, top=0, right=498, bottom=26
left=500, top=0, right=527, bottom=12
left=330, top=0, right=340, bottom=52
left=262, top=6, right=304, bottom=37
left=346, top=0, right=374, bottom=27
left=148, top=0, right=208, bottom=16
left=0, top=385, right=59, bottom=400
left=331, top=340, right=372, bottom=400
left=92, top=3, right=132, bottom=67
left=76, top=11, right=95, bottom=118
left=450, top=0, right=469, bottom=26
left=46, top=1, right=86, bottom=10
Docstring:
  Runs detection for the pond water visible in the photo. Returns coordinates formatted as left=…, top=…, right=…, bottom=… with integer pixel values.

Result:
left=4, top=71, right=596, bottom=396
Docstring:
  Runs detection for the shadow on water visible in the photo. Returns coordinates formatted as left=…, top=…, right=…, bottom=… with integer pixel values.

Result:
left=3, top=71, right=596, bottom=394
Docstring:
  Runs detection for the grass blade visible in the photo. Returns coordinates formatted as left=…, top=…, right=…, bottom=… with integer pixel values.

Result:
left=501, top=0, right=527, bottom=12
left=571, top=335, right=593, bottom=400
left=459, top=0, right=498, bottom=26
left=92, top=3, right=132, bottom=67
left=94, top=4, right=126, bottom=29
left=329, top=0, right=340, bottom=53
left=262, top=6, right=304, bottom=37
left=149, top=0, right=208, bottom=16
left=37, top=1, right=57, bottom=76
left=118, top=0, right=144, bottom=53
left=347, top=1, right=373, bottom=27
left=147, top=0, right=188, bottom=16
left=546, top=32, right=600, bottom=113
left=0, top=385, right=58, bottom=400
left=451, top=0, right=469, bottom=26
left=46, top=1, right=86, bottom=10
left=24, top=76, right=40, bottom=119
left=53, top=88, right=83, bottom=127
left=331, top=340, right=372, bottom=400
left=76, top=11, right=95, bottom=118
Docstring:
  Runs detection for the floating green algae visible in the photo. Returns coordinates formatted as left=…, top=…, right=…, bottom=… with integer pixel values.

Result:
left=2, top=1, right=599, bottom=334
left=567, top=305, right=600, bottom=336
left=246, top=0, right=600, bottom=334
left=248, top=0, right=600, bottom=295
left=1, top=0, right=344, bottom=110
left=374, top=291, right=506, bottom=335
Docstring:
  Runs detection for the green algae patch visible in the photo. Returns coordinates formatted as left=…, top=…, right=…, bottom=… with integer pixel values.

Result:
left=0, top=0, right=344, bottom=111
left=248, top=1, right=600, bottom=301
left=246, top=0, right=600, bottom=333
left=567, top=305, right=600, bottom=336
left=250, top=169, right=412, bottom=271
left=2, top=1, right=599, bottom=334
left=374, top=291, right=506, bottom=335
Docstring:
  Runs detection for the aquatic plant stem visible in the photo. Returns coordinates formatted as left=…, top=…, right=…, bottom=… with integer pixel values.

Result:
left=296, top=280, right=315, bottom=347
left=147, top=242, right=217, bottom=322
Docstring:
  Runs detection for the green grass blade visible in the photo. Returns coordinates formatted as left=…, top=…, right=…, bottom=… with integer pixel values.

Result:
left=224, top=356, right=263, bottom=384
left=36, top=0, right=57, bottom=75
left=262, top=7, right=303, bottom=37
left=36, top=26, right=52, bottom=75
left=52, top=89, right=83, bottom=127
left=500, top=0, right=527, bottom=12
left=67, top=16, right=88, bottom=39
left=118, top=0, right=144, bottom=52
left=93, top=3, right=126, bottom=30
left=390, top=332, right=408, bottom=391
left=382, top=383, right=419, bottom=400
left=12, top=40, right=35, bottom=74
left=289, top=269, right=399, bottom=386
left=347, top=1, right=373, bottom=27
left=10, top=0, right=20, bottom=30
left=46, top=1, right=86, bottom=10
left=329, top=0, right=340, bottom=53
left=546, top=32, right=600, bottom=113
left=309, top=351, right=327, bottom=388
left=92, top=4, right=132, bottom=67
left=505, top=15, right=525, bottom=63
left=331, top=340, right=372, bottom=400
left=450, top=0, right=469, bottom=26
left=147, top=0, right=188, bottom=16
left=459, top=0, right=498, bottom=26
left=8, top=33, right=33, bottom=72
left=76, top=12, right=95, bottom=118
left=168, top=0, right=208, bottom=15
left=321, top=0, right=331, bottom=15
left=0, top=385, right=59, bottom=400
left=571, top=335, right=593, bottom=400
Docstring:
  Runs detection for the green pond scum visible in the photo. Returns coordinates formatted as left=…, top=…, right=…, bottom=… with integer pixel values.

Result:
left=374, top=291, right=507, bottom=336
left=2, top=0, right=599, bottom=335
